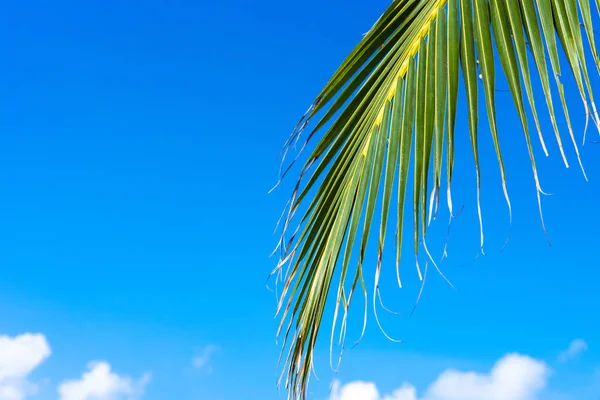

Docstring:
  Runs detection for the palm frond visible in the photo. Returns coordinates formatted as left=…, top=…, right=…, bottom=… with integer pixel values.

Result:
left=272, top=1, right=600, bottom=398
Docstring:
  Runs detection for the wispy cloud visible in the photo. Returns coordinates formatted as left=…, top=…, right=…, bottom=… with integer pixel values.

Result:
left=192, top=345, right=219, bottom=373
left=558, top=339, right=588, bottom=363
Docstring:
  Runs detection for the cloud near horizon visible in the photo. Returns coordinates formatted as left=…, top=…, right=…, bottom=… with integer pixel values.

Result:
left=330, top=353, right=550, bottom=400
left=0, top=333, right=51, bottom=400
left=58, top=362, right=150, bottom=400
left=0, top=333, right=149, bottom=400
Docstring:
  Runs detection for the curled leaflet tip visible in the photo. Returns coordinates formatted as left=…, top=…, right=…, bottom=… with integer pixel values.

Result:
left=273, top=197, right=292, bottom=235
left=415, top=259, right=423, bottom=281
left=377, top=287, right=401, bottom=315
left=500, top=229, right=512, bottom=253
left=468, top=250, right=484, bottom=266
left=427, top=187, right=438, bottom=226
left=395, top=259, right=403, bottom=289
left=269, top=161, right=296, bottom=194
left=536, top=189, right=552, bottom=247
left=373, top=286, right=403, bottom=343
left=442, top=204, right=464, bottom=261
left=423, top=236, right=455, bottom=290
left=410, top=261, right=428, bottom=317
left=351, top=283, right=368, bottom=349
left=330, top=295, right=347, bottom=372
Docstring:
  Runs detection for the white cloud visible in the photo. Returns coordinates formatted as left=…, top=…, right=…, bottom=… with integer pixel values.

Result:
left=384, top=384, right=419, bottom=400
left=424, top=353, right=549, bottom=400
left=0, top=333, right=51, bottom=400
left=330, top=380, right=381, bottom=400
left=558, top=339, right=588, bottom=363
left=0, top=332, right=149, bottom=400
left=58, top=362, right=150, bottom=400
left=330, top=380, right=418, bottom=400
left=330, top=353, right=549, bottom=400
left=192, top=345, right=218, bottom=373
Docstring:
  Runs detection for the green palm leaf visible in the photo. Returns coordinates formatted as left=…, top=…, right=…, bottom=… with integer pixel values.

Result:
left=272, top=1, right=599, bottom=398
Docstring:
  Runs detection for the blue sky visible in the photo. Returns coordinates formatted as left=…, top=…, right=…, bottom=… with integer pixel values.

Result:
left=1, top=0, right=600, bottom=399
